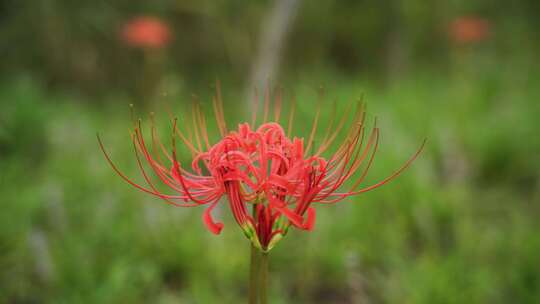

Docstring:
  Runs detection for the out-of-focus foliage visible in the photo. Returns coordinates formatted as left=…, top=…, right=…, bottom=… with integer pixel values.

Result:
left=1, top=0, right=539, bottom=303
left=1, top=0, right=539, bottom=95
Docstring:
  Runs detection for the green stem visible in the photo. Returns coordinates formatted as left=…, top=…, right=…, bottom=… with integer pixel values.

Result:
left=260, top=252, right=269, bottom=304
left=248, top=244, right=260, bottom=304
left=248, top=206, right=259, bottom=304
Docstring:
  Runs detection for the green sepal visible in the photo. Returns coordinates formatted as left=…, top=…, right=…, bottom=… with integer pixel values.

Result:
left=242, top=221, right=262, bottom=250
left=265, top=232, right=284, bottom=252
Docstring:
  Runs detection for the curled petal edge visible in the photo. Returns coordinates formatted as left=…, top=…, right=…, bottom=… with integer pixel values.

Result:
left=203, top=200, right=224, bottom=234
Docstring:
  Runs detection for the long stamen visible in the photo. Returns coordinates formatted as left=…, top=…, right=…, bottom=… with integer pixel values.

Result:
left=97, top=133, right=198, bottom=206
left=273, top=86, right=283, bottom=122
left=304, top=106, right=320, bottom=156
left=353, top=139, right=426, bottom=194
left=262, top=80, right=271, bottom=123
left=287, top=95, right=296, bottom=138
left=190, top=101, right=204, bottom=153
left=193, top=95, right=211, bottom=150
left=304, top=87, right=325, bottom=155
left=314, top=99, right=337, bottom=155
left=213, top=80, right=228, bottom=136
left=251, top=86, right=260, bottom=128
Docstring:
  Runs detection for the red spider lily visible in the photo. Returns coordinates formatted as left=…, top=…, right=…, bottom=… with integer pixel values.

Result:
left=121, top=16, right=171, bottom=49
left=98, top=83, right=424, bottom=252
left=449, top=16, right=491, bottom=45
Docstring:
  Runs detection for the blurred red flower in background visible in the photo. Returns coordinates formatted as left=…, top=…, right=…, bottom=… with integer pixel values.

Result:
left=121, top=16, right=171, bottom=49
left=449, top=16, right=491, bottom=44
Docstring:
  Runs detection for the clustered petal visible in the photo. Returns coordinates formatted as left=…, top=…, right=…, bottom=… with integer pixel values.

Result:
left=121, top=16, right=171, bottom=49
left=99, top=83, right=424, bottom=251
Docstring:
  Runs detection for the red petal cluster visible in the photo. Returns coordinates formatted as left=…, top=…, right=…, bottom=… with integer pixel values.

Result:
left=449, top=16, right=491, bottom=45
left=99, top=84, right=423, bottom=251
left=121, top=16, right=171, bottom=49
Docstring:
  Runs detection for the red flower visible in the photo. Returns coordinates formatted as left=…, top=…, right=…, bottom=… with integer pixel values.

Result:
left=449, top=16, right=491, bottom=45
left=121, top=16, right=171, bottom=49
left=98, top=83, right=424, bottom=251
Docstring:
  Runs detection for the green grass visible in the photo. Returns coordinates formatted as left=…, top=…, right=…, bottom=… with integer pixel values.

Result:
left=1, top=67, right=539, bottom=303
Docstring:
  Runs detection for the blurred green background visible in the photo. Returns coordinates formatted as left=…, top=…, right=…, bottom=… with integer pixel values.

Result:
left=1, top=1, right=539, bottom=303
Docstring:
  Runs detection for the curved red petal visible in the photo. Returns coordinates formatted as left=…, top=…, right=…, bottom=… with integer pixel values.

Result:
left=302, top=207, right=316, bottom=231
left=203, top=201, right=224, bottom=235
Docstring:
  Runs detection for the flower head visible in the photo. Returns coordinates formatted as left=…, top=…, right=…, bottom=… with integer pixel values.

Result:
left=121, top=16, right=171, bottom=49
left=449, top=16, right=491, bottom=45
left=98, top=82, right=424, bottom=251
